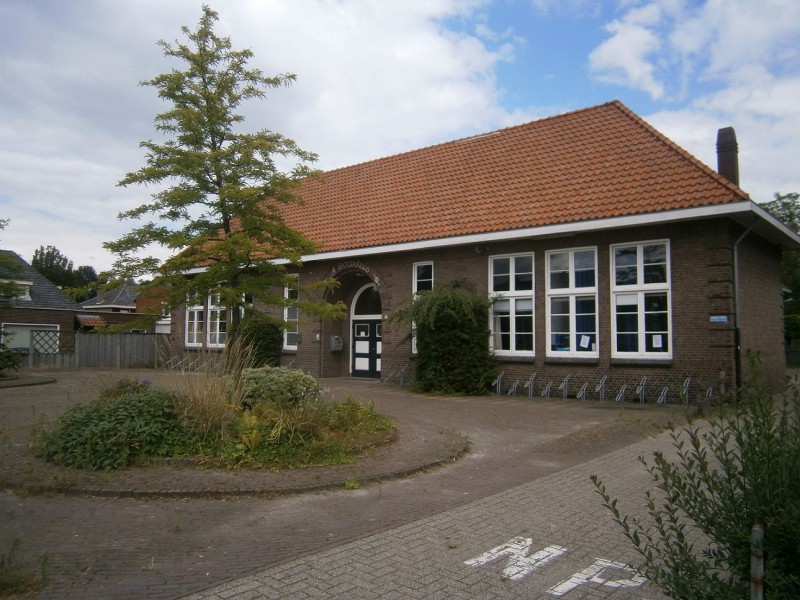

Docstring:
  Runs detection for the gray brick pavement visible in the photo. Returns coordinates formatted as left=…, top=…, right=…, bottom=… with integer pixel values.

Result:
left=183, top=430, right=675, bottom=599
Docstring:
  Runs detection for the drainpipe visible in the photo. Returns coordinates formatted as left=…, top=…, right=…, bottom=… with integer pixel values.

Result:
left=733, top=219, right=758, bottom=388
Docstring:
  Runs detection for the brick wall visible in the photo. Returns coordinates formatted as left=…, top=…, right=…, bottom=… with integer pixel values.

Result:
left=167, top=216, right=786, bottom=395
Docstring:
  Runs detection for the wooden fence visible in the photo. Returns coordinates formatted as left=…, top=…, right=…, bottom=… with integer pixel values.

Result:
left=18, top=331, right=171, bottom=370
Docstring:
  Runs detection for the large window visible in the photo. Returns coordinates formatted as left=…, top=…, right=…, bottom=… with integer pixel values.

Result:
left=611, top=241, right=671, bottom=357
left=284, top=277, right=299, bottom=350
left=185, top=298, right=204, bottom=347
left=546, top=248, right=597, bottom=356
left=207, top=294, right=227, bottom=348
left=490, top=253, right=534, bottom=355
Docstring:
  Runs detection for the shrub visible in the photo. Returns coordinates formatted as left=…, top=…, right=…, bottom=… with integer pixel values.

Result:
left=239, top=366, right=322, bottom=408
left=393, top=281, right=495, bottom=394
left=591, top=367, right=800, bottom=599
left=0, top=342, right=21, bottom=375
left=39, top=389, right=183, bottom=470
left=239, top=312, right=284, bottom=366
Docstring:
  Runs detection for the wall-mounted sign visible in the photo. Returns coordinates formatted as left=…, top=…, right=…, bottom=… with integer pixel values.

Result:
left=710, top=315, right=729, bottom=323
left=330, top=260, right=381, bottom=285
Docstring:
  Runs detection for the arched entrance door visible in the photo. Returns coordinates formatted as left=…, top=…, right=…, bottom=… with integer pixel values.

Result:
left=351, top=284, right=382, bottom=378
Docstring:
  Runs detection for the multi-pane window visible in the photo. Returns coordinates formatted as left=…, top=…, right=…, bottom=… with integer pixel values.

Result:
left=490, top=254, right=534, bottom=354
left=611, top=241, right=671, bottom=357
left=411, top=262, right=433, bottom=353
left=546, top=248, right=598, bottom=356
left=284, top=277, right=299, bottom=350
left=413, top=262, right=433, bottom=293
left=185, top=298, right=204, bottom=347
left=207, top=294, right=227, bottom=348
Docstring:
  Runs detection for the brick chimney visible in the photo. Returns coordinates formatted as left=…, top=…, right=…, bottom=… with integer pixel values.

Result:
left=716, top=127, right=739, bottom=186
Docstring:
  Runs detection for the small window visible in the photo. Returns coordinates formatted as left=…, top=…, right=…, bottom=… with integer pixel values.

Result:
left=284, top=276, right=299, bottom=350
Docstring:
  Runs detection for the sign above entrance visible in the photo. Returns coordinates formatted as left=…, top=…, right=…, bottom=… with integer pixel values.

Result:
left=330, top=260, right=381, bottom=285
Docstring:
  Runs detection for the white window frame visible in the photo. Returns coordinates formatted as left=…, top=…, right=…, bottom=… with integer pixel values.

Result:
left=489, top=252, right=535, bottom=357
left=611, top=240, right=672, bottom=359
left=207, top=293, right=227, bottom=349
left=546, top=247, right=598, bottom=357
left=411, top=262, right=434, bottom=354
left=284, top=276, right=299, bottom=350
left=185, top=297, right=204, bottom=348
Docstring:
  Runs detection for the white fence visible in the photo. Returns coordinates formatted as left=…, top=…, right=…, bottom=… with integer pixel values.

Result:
left=17, top=331, right=171, bottom=370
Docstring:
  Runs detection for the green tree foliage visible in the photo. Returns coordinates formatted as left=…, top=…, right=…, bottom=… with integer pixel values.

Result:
left=239, top=312, right=284, bottom=366
left=0, top=219, right=23, bottom=302
left=591, top=364, right=800, bottom=599
left=104, top=5, right=342, bottom=340
left=762, top=192, right=800, bottom=319
left=393, top=282, right=495, bottom=394
left=30, top=245, right=98, bottom=299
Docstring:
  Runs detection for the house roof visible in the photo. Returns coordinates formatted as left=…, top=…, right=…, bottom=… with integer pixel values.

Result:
left=281, top=100, right=785, bottom=258
left=80, top=283, right=139, bottom=310
left=0, top=250, right=81, bottom=311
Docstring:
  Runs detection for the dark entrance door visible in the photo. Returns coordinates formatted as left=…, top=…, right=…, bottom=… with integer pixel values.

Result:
left=350, top=284, right=382, bottom=379
left=351, top=319, right=381, bottom=378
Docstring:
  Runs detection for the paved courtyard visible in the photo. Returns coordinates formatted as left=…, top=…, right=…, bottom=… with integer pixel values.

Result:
left=0, top=369, right=687, bottom=599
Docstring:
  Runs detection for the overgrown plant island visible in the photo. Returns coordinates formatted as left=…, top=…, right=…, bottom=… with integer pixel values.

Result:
left=36, top=367, right=394, bottom=471
left=591, top=363, right=800, bottom=599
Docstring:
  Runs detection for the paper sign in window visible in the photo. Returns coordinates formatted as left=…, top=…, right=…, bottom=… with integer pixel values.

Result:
left=653, top=335, right=663, bottom=349
left=580, top=335, right=591, bottom=349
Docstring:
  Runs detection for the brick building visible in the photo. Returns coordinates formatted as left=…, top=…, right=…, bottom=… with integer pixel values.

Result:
left=174, top=101, right=799, bottom=396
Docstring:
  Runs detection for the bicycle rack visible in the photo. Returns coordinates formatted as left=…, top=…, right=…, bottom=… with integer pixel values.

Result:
left=615, top=384, right=627, bottom=403
left=541, top=381, right=553, bottom=399
left=577, top=382, right=589, bottom=401
left=595, top=375, right=607, bottom=402
left=636, top=377, right=647, bottom=403
left=657, top=386, right=669, bottom=405
left=507, top=380, right=520, bottom=396
left=524, top=372, right=537, bottom=398
left=681, top=377, right=692, bottom=406
left=493, top=372, right=505, bottom=396
left=559, top=375, right=571, bottom=400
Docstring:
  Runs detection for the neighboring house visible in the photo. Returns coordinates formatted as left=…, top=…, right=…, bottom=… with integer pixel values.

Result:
left=0, top=250, right=82, bottom=353
left=80, top=283, right=172, bottom=334
left=80, top=282, right=139, bottom=313
left=174, top=101, right=800, bottom=392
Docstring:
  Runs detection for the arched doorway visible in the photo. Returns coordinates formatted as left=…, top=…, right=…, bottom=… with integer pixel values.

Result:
left=351, top=284, right=382, bottom=378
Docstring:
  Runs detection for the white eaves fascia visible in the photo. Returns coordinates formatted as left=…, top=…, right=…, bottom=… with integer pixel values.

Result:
left=297, top=200, right=800, bottom=264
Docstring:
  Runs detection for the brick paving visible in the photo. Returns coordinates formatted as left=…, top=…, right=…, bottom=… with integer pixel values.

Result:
left=184, top=431, right=675, bottom=599
left=0, top=370, right=685, bottom=599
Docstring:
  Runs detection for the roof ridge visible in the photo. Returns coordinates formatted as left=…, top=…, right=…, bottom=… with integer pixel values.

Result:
left=318, top=100, right=624, bottom=175
left=609, top=101, right=750, bottom=200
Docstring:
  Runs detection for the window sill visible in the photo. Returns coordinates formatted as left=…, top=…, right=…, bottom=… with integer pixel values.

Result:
left=545, top=356, right=600, bottom=366
left=492, top=354, right=535, bottom=364
left=611, top=357, right=673, bottom=367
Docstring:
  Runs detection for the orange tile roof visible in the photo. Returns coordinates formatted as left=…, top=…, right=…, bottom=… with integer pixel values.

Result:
left=281, top=100, right=749, bottom=254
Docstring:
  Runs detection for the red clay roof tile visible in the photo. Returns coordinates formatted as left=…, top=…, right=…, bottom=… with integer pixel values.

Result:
left=280, top=100, right=748, bottom=254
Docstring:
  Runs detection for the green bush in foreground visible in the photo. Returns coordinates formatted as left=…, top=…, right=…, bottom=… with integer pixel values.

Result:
left=39, top=389, right=182, bottom=470
left=591, top=368, right=800, bottom=599
left=38, top=377, right=394, bottom=471
left=239, top=366, right=322, bottom=408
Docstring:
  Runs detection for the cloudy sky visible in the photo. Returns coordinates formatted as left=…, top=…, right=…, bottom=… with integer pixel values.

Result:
left=1, top=0, right=799, bottom=272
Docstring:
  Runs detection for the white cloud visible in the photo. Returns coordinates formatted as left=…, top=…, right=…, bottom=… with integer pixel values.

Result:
left=588, top=4, right=666, bottom=99
left=0, top=0, right=517, bottom=270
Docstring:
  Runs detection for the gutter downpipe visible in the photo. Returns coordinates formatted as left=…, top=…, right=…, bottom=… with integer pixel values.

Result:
left=733, top=219, right=759, bottom=388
